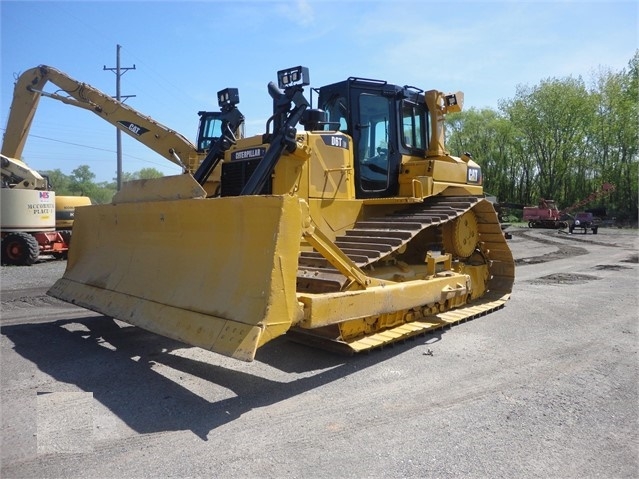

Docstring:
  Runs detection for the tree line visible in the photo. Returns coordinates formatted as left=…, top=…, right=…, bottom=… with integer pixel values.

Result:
left=447, top=51, right=638, bottom=223
left=43, top=166, right=164, bottom=204
left=44, top=52, right=638, bottom=223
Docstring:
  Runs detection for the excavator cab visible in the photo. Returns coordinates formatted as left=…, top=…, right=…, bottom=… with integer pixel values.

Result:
left=196, top=111, right=224, bottom=152
left=196, top=88, right=244, bottom=153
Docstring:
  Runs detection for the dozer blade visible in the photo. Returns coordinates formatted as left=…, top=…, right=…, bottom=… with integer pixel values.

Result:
left=48, top=193, right=304, bottom=362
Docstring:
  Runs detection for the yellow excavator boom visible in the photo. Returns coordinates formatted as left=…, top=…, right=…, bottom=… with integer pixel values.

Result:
left=1, top=65, right=199, bottom=171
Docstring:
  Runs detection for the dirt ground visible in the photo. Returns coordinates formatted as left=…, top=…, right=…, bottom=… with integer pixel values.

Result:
left=1, top=226, right=638, bottom=479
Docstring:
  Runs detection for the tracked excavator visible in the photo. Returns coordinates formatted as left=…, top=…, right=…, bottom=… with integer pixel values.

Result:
left=48, top=66, right=514, bottom=362
left=2, top=64, right=243, bottom=196
left=523, top=183, right=616, bottom=230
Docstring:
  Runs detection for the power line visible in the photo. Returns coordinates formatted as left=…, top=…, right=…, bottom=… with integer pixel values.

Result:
left=17, top=133, right=116, bottom=153
left=0, top=128, right=171, bottom=167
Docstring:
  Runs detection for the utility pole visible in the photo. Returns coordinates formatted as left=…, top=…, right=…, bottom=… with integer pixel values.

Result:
left=104, top=44, right=135, bottom=190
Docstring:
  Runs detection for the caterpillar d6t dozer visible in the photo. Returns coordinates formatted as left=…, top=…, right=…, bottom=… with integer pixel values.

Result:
left=48, top=66, right=514, bottom=362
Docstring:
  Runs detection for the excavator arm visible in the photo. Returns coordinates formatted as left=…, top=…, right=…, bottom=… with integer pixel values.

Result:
left=2, top=65, right=200, bottom=172
left=561, top=182, right=616, bottom=215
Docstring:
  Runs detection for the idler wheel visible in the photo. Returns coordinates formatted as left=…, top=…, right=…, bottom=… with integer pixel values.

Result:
left=442, top=210, right=478, bottom=258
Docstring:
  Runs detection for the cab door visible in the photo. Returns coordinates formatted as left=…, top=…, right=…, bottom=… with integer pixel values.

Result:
left=320, top=81, right=400, bottom=199
left=350, top=88, right=400, bottom=199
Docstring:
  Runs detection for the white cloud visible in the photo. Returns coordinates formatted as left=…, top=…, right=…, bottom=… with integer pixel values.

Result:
left=276, top=0, right=315, bottom=27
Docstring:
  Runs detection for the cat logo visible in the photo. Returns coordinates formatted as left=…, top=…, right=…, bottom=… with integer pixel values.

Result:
left=117, top=121, right=149, bottom=136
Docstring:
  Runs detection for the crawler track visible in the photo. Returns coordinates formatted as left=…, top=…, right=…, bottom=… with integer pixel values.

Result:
left=297, top=196, right=514, bottom=295
left=292, top=195, right=515, bottom=352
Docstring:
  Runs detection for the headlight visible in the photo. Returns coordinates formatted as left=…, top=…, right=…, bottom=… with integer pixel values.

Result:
left=277, top=66, right=310, bottom=89
left=217, top=88, right=240, bottom=107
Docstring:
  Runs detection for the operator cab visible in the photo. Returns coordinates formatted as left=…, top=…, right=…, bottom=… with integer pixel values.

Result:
left=196, top=111, right=224, bottom=152
left=317, top=78, right=429, bottom=199
left=196, top=92, right=244, bottom=154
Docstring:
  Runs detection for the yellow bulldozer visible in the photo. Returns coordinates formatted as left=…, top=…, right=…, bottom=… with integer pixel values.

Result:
left=48, top=66, right=514, bottom=362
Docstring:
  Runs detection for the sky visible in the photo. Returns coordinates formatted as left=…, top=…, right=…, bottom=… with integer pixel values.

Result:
left=1, top=0, right=637, bottom=183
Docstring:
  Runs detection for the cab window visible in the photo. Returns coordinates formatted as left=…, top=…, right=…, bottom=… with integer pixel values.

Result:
left=324, top=95, right=348, bottom=133
left=358, top=93, right=391, bottom=192
left=197, top=115, right=222, bottom=151
left=401, top=100, right=427, bottom=151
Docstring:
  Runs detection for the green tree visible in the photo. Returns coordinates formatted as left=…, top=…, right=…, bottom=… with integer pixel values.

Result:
left=447, top=108, right=523, bottom=203
left=119, top=171, right=138, bottom=183
left=92, top=181, right=117, bottom=204
left=137, top=167, right=164, bottom=179
left=499, top=76, right=594, bottom=207
left=116, top=167, right=165, bottom=182
left=445, top=51, right=637, bottom=223
left=69, top=165, right=97, bottom=197
left=41, top=168, right=72, bottom=194
left=587, top=52, right=639, bottom=221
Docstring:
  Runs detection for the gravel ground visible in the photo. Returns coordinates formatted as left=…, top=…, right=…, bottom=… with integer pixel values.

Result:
left=1, top=255, right=66, bottom=291
left=1, top=226, right=638, bottom=479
